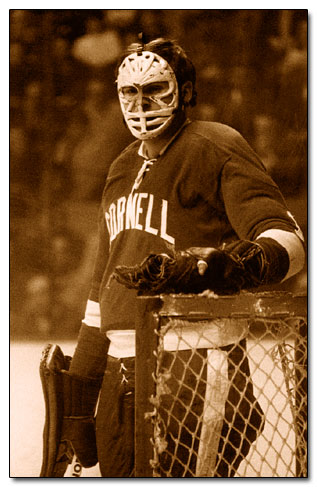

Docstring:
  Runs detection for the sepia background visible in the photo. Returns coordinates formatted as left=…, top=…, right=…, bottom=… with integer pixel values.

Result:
left=10, top=9, right=308, bottom=477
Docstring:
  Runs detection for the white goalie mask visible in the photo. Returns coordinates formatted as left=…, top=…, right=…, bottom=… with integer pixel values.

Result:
left=117, top=51, right=179, bottom=139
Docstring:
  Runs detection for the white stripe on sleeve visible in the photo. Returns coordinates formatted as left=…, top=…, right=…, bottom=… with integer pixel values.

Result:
left=256, top=229, right=305, bottom=281
left=83, top=299, right=101, bottom=328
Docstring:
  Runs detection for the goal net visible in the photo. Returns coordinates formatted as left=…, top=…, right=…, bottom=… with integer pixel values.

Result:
left=135, top=292, right=307, bottom=478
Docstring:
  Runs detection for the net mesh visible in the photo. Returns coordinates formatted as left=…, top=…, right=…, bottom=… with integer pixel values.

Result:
left=143, top=295, right=307, bottom=478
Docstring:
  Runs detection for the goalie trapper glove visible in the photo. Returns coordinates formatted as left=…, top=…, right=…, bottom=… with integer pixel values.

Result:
left=112, top=237, right=289, bottom=295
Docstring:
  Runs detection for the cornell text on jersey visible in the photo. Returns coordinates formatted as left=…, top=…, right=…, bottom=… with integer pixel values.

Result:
left=105, top=192, right=175, bottom=245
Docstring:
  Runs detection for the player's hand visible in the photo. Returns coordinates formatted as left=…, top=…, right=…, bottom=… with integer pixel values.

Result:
left=186, top=247, right=217, bottom=275
left=113, top=247, right=246, bottom=295
left=58, top=411, right=98, bottom=468
left=58, top=370, right=101, bottom=468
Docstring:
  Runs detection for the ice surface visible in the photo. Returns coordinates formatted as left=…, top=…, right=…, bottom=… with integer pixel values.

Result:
left=10, top=341, right=101, bottom=478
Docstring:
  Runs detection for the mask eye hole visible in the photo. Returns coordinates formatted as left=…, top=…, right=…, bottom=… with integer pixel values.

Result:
left=120, top=86, right=138, bottom=101
left=142, top=81, right=169, bottom=97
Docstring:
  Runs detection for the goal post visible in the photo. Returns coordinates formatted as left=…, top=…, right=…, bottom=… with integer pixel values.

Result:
left=135, top=292, right=307, bottom=478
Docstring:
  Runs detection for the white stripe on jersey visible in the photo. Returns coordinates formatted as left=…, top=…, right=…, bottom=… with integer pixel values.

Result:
left=256, top=229, right=305, bottom=281
left=106, top=319, right=249, bottom=358
left=83, top=299, right=101, bottom=328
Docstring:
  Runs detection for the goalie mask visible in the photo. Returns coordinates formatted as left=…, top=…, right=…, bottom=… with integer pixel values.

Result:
left=117, top=51, right=179, bottom=140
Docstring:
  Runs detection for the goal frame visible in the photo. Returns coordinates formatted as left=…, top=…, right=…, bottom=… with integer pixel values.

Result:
left=134, top=291, right=307, bottom=478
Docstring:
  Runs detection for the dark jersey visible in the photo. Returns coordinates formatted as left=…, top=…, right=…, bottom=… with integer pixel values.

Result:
left=89, top=121, right=298, bottom=332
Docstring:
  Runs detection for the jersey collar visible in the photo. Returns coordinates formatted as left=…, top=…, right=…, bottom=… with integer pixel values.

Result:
left=137, top=118, right=191, bottom=160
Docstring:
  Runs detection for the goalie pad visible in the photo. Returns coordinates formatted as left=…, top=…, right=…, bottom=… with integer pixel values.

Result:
left=39, top=343, right=74, bottom=477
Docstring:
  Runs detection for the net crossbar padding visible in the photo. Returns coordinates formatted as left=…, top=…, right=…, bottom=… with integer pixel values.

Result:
left=135, top=292, right=307, bottom=478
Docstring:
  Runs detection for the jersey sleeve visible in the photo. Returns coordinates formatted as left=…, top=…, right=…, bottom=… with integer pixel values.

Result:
left=88, top=203, right=110, bottom=303
left=220, top=135, right=300, bottom=241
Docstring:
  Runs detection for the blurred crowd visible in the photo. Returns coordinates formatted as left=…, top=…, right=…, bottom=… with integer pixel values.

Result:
left=10, top=9, right=308, bottom=339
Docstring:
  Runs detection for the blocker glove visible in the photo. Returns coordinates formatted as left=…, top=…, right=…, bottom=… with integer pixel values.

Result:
left=59, top=324, right=110, bottom=469
left=56, top=371, right=102, bottom=471
left=40, top=324, right=109, bottom=477
left=112, top=237, right=289, bottom=296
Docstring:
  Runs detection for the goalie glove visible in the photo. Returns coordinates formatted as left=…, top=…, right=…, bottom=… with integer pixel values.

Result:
left=112, top=237, right=289, bottom=295
left=57, top=371, right=102, bottom=471
left=40, top=324, right=109, bottom=477
left=224, top=237, right=290, bottom=286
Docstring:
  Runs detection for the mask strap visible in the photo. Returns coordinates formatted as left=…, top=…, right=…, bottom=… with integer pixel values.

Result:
left=137, top=32, right=145, bottom=55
